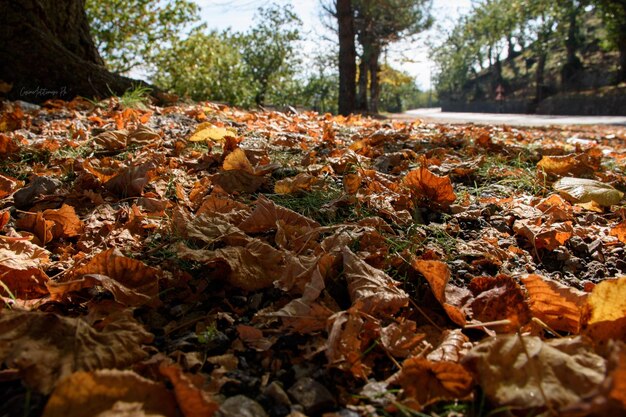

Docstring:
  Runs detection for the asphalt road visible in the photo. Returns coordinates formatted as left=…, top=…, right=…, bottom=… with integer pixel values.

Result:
left=397, top=107, right=626, bottom=127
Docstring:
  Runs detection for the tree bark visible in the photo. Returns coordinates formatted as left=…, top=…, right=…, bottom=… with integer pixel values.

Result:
left=535, top=52, right=547, bottom=104
left=337, top=0, right=357, bottom=116
left=561, top=1, right=583, bottom=90
left=0, top=0, right=155, bottom=103
left=368, top=44, right=381, bottom=114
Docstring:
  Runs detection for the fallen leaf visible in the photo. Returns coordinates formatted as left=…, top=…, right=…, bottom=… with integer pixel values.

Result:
left=238, top=195, right=319, bottom=233
left=583, top=277, right=626, bottom=341
left=222, top=147, right=254, bottom=173
left=522, top=274, right=586, bottom=334
left=64, top=248, right=160, bottom=305
left=468, top=275, right=530, bottom=332
left=342, top=246, right=408, bottom=315
left=403, top=166, right=456, bottom=210
left=610, top=221, right=626, bottom=244
left=463, top=335, right=606, bottom=410
left=189, top=123, right=236, bottom=142
left=211, top=169, right=266, bottom=194
left=0, top=311, right=152, bottom=393
left=42, top=370, right=177, bottom=417
left=411, top=259, right=471, bottom=326
left=513, top=218, right=573, bottom=251
left=380, top=320, right=424, bottom=358
left=160, top=364, right=219, bottom=417
left=0, top=239, right=50, bottom=299
left=426, top=329, right=471, bottom=362
left=105, top=160, right=159, bottom=197
left=397, top=357, right=473, bottom=410
left=537, top=151, right=600, bottom=178
left=0, top=173, right=22, bottom=199
left=326, top=309, right=376, bottom=379
left=274, top=173, right=318, bottom=194
left=554, top=177, right=624, bottom=207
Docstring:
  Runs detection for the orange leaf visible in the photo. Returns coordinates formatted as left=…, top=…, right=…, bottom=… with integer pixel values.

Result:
left=65, top=248, right=160, bottom=305
left=343, top=172, right=362, bottom=194
left=522, top=274, right=586, bottom=334
left=411, top=259, right=470, bottom=326
left=274, top=173, right=318, bottom=194
left=0, top=173, right=22, bottom=199
left=610, top=221, right=626, bottom=244
left=513, top=219, right=573, bottom=251
left=403, top=166, right=456, bottom=210
left=0, top=239, right=50, bottom=299
left=468, top=275, right=530, bottom=332
left=398, top=358, right=473, bottom=410
left=43, top=370, right=177, bottom=417
left=238, top=195, right=319, bottom=233
left=222, top=147, right=255, bottom=173
left=160, top=364, right=219, bottom=417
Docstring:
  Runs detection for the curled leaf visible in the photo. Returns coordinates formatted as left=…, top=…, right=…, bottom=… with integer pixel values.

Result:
left=554, top=177, right=624, bottom=207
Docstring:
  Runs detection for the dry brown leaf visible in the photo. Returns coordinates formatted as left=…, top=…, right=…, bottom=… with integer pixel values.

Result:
left=426, top=329, right=471, bottom=362
left=380, top=320, right=424, bottom=358
left=342, top=246, right=408, bottom=315
left=0, top=311, right=153, bottom=393
left=0, top=210, right=9, bottom=230
left=64, top=249, right=160, bottom=305
left=468, top=275, right=530, bottom=332
left=397, top=357, right=473, bottom=410
left=411, top=259, right=471, bottom=326
left=513, top=218, right=573, bottom=251
left=42, top=370, right=177, bottom=417
left=522, top=274, right=586, bottom=334
left=463, top=335, right=606, bottom=410
left=0, top=173, right=22, bottom=199
left=403, top=166, right=456, bottom=210
left=537, top=150, right=601, bottom=178
left=583, top=277, right=626, bottom=341
left=610, top=221, right=626, bottom=244
left=43, top=204, right=84, bottom=238
left=0, top=133, right=20, bottom=156
left=105, top=160, right=159, bottom=197
left=160, top=364, right=219, bottom=417
left=0, top=239, right=50, bottom=299
left=274, top=173, right=318, bottom=194
left=15, top=211, right=54, bottom=244
left=343, top=172, right=362, bottom=194
left=535, top=194, right=573, bottom=222
left=222, top=147, right=254, bottom=173
left=47, top=274, right=152, bottom=306
left=211, top=169, right=266, bottom=194
left=326, top=309, right=376, bottom=379
left=93, top=129, right=128, bottom=151
left=238, top=195, right=319, bottom=233
left=204, top=239, right=289, bottom=291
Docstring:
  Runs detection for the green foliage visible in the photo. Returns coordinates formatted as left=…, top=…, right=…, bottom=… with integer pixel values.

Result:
left=238, top=4, right=302, bottom=106
left=151, top=30, right=255, bottom=105
left=378, top=65, right=434, bottom=112
left=118, top=85, right=153, bottom=109
left=86, top=0, right=201, bottom=74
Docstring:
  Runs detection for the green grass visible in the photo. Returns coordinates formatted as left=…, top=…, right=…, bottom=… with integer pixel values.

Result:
left=265, top=185, right=347, bottom=225
left=475, top=153, right=548, bottom=196
left=118, top=85, right=152, bottom=110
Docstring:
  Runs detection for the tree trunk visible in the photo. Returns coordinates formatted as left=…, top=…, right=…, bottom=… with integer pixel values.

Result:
left=618, top=31, right=626, bottom=83
left=535, top=52, right=547, bottom=104
left=561, top=1, right=582, bottom=90
left=337, top=0, right=357, bottom=116
left=368, top=44, right=381, bottom=114
left=356, top=31, right=372, bottom=113
left=0, top=0, right=156, bottom=103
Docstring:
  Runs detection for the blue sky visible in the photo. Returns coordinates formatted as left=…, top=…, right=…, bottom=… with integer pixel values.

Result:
left=194, top=0, right=474, bottom=89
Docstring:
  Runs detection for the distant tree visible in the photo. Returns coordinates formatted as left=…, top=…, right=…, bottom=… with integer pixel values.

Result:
left=151, top=30, right=254, bottom=105
left=353, top=0, right=432, bottom=113
left=86, top=0, right=201, bottom=74
left=593, top=0, right=626, bottom=82
left=239, top=4, right=302, bottom=106
left=336, top=0, right=358, bottom=115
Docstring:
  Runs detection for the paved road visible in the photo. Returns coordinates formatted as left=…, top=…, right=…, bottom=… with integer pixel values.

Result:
left=396, top=108, right=626, bottom=127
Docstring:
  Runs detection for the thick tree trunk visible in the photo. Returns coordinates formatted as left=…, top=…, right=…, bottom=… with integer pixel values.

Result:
left=368, top=44, right=380, bottom=114
left=337, top=0, right=357, bottom=116
left=0, top=0, right=155, bottom=103
left=561, top=1, right=582, bottom=90
left=356, top=52, right=369, bottom=112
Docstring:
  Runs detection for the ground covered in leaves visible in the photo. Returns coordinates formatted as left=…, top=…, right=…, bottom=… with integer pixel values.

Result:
left=1, top=98, right=626, bottom=417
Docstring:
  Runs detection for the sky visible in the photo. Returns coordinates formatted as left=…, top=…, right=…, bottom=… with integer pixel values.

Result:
left=194, top=0, right=474, bottom=90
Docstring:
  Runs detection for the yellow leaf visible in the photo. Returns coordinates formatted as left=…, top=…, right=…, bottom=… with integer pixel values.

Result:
left=188, top=123, right=236, bottom=142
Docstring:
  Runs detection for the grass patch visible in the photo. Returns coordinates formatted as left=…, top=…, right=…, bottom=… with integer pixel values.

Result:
left=266, top=186, right=345, bottom=225
left=118, top=85, right=152, bottom=110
